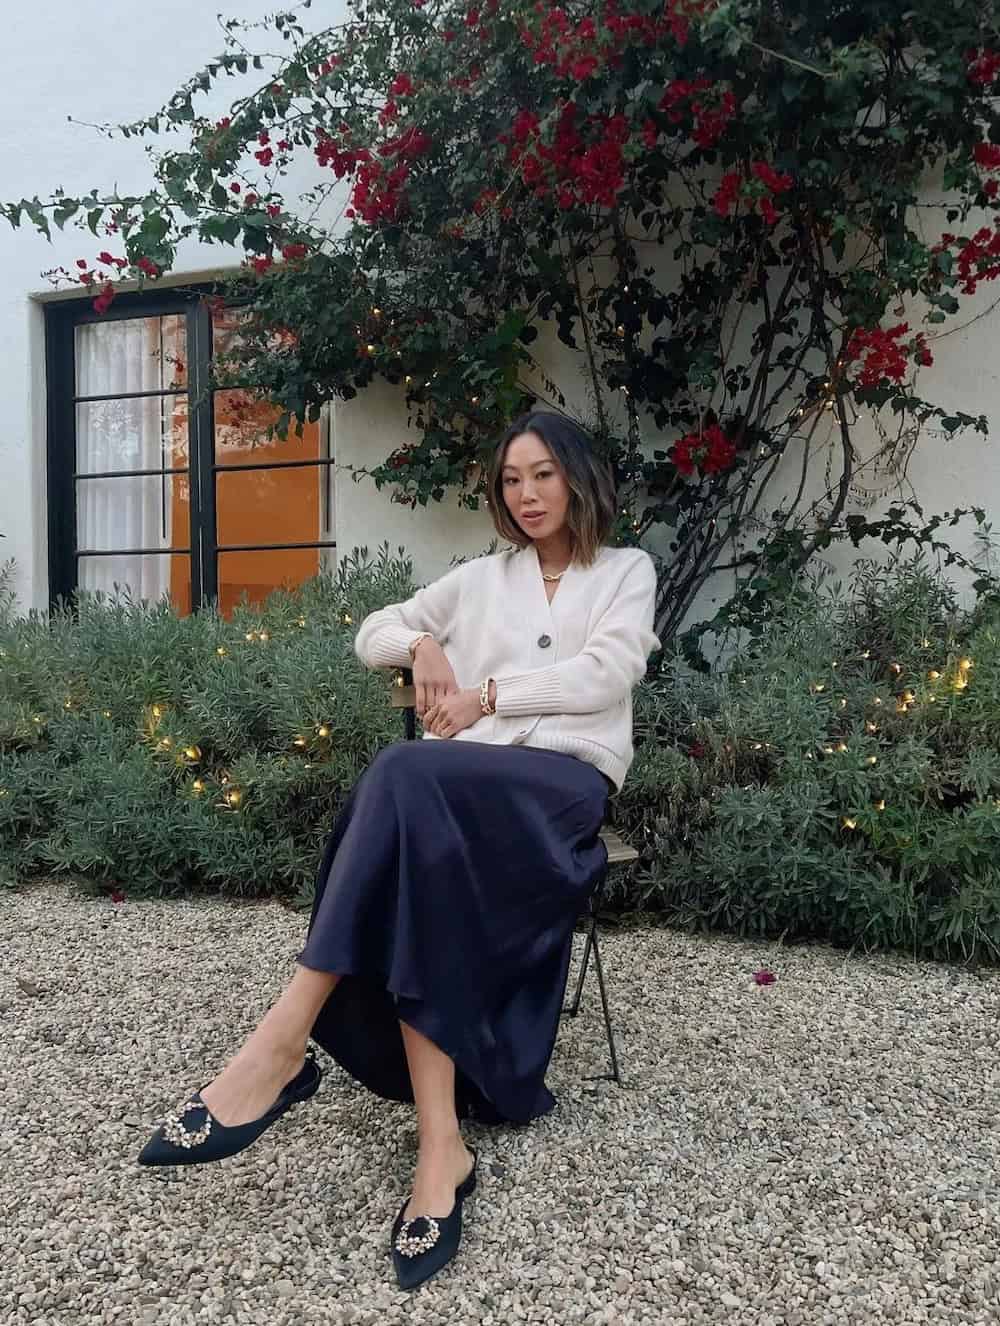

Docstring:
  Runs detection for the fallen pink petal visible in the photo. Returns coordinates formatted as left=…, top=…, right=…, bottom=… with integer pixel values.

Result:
left=753, top=969, right=777, bottom=986
left=110, top=889, right=126, bottom=905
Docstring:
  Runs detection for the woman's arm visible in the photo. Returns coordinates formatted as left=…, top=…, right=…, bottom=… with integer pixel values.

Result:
left=492, top=553, right=659, bottom=716
left=354, top=563, right=467, bottom=669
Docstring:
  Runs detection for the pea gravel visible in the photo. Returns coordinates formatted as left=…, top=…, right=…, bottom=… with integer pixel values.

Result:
left=2, top=881, right=999, bottom=1326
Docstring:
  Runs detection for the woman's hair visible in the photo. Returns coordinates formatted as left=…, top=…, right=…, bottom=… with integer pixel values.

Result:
left=486, top=411, right=617, bottom=566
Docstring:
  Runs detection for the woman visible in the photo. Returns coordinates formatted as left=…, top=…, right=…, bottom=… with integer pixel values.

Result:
left=138, top=411, right=659, bottom=1290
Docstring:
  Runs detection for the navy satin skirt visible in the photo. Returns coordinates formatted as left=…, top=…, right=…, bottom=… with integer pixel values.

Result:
left=299, top=739, right=610, bottom=1125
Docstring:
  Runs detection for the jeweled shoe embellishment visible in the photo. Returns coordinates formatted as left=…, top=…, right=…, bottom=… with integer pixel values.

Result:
left=395, top=1215, right=441, bottom=1258
left=160, top=1098, right=213, bottom=1149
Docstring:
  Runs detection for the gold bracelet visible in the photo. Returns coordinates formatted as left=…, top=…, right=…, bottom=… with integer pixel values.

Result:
left=480, top=678, right=496, bottom=716
left=408, top=632, right=432, bottom=661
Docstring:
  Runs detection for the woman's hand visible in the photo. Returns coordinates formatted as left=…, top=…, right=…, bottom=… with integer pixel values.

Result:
left=411, top=637, right=459, bottom=718
left=422, top=689, right=484, bottom=739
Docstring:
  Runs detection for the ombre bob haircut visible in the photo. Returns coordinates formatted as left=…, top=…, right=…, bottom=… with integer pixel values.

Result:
left=486, top=412, right=617, bottom=567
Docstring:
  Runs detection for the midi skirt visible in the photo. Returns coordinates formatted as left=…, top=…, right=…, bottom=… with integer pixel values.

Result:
left=299, top=739, right=610, bottom=1125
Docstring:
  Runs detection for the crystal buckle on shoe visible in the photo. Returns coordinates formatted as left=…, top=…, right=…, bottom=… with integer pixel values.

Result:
left=161, top=1098, right=213, bottom=1150
left=395, top=1215, right=441, bottom=1258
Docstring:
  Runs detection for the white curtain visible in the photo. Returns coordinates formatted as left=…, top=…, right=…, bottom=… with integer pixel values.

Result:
left=75, top=317, right=179, bottom=602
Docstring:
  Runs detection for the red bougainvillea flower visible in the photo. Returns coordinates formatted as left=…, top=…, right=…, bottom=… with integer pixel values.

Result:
left=230, top=182, right=242, bottom=194
left=255, top=147, right=275, bottom=167
left=713, top=170, right=741, bottom=216
left=940, top=225, right=1000, bottom=293
left=250, top=255, right=274, bottom=274
left=846, top=322, right=933, bottom=383
left=666, top=0, right=717, bottom=47
left=92, top=282, right=115, bottom=316
left=389, top=73, right=415, bottom=97
left=753, top=968, right=776, bottom=986
left=968, top=48, right=1000, bottom=86
left=671, top=423, right=737, bottom=477
left=136, top=256, right=160, bottom=278
left=751, top=160, right=793, bottom=193
left=658, top=79, right=736, bottom=149
left=974, top=142, right=1000, bottom=171
left=266, top=203, right=282, bottom=217
left=280, top=243, right=308, bottom=261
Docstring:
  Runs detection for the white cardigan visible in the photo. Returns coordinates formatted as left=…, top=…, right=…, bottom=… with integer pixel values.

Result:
left=354, top=543, right=660, bottom=791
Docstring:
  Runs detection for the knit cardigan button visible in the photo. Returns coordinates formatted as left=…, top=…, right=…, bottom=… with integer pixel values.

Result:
left=537, top=634, right=552, bottom=648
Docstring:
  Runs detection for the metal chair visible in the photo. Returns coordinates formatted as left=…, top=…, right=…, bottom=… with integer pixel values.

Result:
left=390, top=669, right=638, bottom=1085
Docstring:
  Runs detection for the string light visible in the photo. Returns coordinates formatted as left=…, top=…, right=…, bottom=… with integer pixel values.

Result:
left=959, top=657, right=973, bottom=672
left=928, top=670, right=940, bottom=680
left=836, top=742, right=848, bottom=753
left=192, top=779, right=205, bottom=794
left=259, top=631, right=270, bottom=643
left=297, top=617, right=307, bottom=627
left=875, top=799, right=885, bottom=811
left=294, top=736, right=307, bottom=747
left=866, top=755, right=877, bottom=765
left=861, top=650, right=871, bottom=659
left=102, top=710, right=112, bottom=719
left=810, top=682, right=826, bottom=694
left=317, top=725, right=330, bottom=738
left=223, top=788, right=243, bottom=807
left=866, top=721, right=879, bottom=732
left=842, top=817, right=857, bottom=830
left=183, top=745, right=201, bottom=762
left=216, top=646, right=227, bottom=657
left=889, top=662, right=902, bottom=674
left=151, top=704, right=164, bottom=719
left=873, top=697, right=883, bottom=706
left=342, top=614, right=353, bottom=625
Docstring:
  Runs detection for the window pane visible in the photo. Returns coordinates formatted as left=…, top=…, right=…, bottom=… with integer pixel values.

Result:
left=218, top=547, right=334, bottom=617
left=77, top=552, right=192, bottom=615
left=214, top=388, right=322, bottom=467
left=76, top=395, right=188, bottom=474
left=76, top=472, right=189, bottom=552
left=216, top=463, right=329, bottom=555
left=75, top=315, right=186, bottom=397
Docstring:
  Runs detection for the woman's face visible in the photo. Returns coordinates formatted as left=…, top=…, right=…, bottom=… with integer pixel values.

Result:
left=502, top=432, right=572, bottom=543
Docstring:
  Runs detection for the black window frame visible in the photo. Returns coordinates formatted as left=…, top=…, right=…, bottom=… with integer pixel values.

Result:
left=45, top=284, right=336, bottom=611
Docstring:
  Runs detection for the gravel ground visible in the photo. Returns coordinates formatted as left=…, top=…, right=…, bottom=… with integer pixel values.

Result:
left=2, top=881, right=999, bottom=1326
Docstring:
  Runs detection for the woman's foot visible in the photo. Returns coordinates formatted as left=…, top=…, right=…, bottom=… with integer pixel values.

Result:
left=405, top=1132, right=476, bottom=1220
left=198, top=1032, right=307, bottom=1127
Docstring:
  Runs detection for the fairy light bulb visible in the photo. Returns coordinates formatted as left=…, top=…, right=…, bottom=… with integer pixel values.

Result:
left=216, top=646, right=227, bottom=657
left=297, top=617, right=307, bottom=627
left=224, top=788, right=242, bottom=807
left=842, top=817, right=857, bottom=830
left=866, top=756, right=877, bottom=766
left=959, top=657, right=973, bottom=671
left=183, top=745, right=201, bottom=762
left=866, top=721, right=879, bottom=732
left=192, top=779, right=205, bottom=794
left=294, top=736, right=307, bottom=747
left=875, top=799, right=885, bottom=811
left=928, top=670, right=940, bottom=680
left=889, top=662, right=902, bottom=674
left=151, top=704, right=163, bottom=719
left=317, top=725, right=330, bottom=738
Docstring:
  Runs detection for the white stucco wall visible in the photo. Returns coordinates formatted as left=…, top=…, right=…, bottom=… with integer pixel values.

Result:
left=2, top=3, right=999, bottom=620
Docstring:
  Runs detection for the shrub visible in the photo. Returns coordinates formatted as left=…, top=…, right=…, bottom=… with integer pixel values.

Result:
left=3, top=547, right=1000, bottom=962
left=0, top=546, right=414, bottom=902
left=616, top=559, right=1000, bottom=962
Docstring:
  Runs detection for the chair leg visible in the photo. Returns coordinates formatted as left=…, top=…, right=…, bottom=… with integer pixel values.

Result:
left=588, top=925, right=623, bottom=1086
left=563, top=915, right=596, bottom=1018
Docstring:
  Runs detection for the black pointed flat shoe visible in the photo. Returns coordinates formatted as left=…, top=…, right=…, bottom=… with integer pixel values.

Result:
left=391, top=1148, right=478, bottom=1291
left=137, top=1047, right=322, bottom=1167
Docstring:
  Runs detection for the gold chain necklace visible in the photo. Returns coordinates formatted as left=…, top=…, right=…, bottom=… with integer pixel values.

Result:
left=541, top=567, right=570, bottom=582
